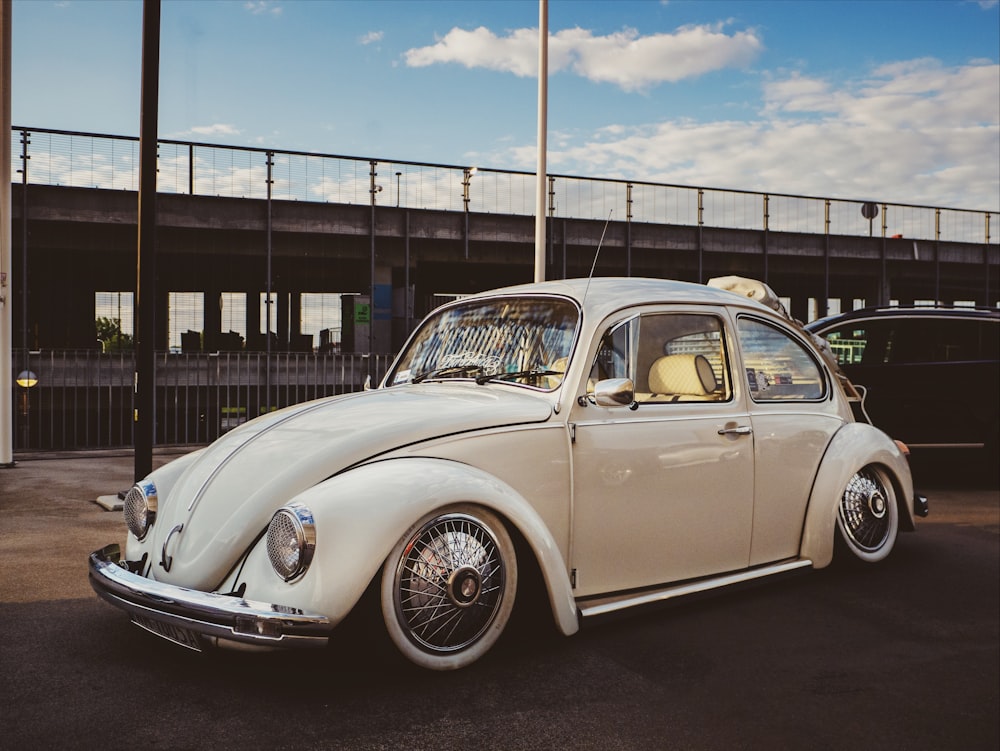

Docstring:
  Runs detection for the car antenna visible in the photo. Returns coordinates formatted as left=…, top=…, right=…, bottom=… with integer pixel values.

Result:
left=557, top=210, right=613, bottom=417
left=582, top=210, right=613, bottom=305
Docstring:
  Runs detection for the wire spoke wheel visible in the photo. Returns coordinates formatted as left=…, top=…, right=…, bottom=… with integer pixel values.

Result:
left=837, top=465, right=898, bottom=563
left=382, top=506, right=516, bottom=670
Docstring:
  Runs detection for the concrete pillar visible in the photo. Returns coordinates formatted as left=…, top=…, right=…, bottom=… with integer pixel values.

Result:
left=204, top=289, right=222, bottom=352
left=276, top=290, right=289, bottom=349
left=246, top=288, right=261, bottom=350
left=372, top=264, right=392, bottom=354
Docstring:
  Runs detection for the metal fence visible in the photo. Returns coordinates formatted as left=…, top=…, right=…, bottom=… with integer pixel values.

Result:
left=10, top=350, right=392, bottom=451
left=11, top=126, right=998, bottom=245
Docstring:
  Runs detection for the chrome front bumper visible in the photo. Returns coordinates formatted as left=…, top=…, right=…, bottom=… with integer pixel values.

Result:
left=89, top=544, right=332, bottom=651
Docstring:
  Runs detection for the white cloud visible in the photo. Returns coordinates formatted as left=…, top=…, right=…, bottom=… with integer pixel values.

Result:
left=502, top=59, right=999, bottom=211
left=244, top=1, right=282, bottom=16
left=186, top=124, right=243, bottom=137
left=404, top=23, right=762, bottom=90
left=360, top=31, right=384, bottom=46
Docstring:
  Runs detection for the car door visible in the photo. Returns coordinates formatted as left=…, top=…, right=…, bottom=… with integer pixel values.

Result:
left=735, top=316, right=845, bottom=566
left=569, top=308, right=755, bottom=598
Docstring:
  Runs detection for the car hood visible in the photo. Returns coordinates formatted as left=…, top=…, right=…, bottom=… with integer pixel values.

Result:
left=148, top=384, right=553, bottom=588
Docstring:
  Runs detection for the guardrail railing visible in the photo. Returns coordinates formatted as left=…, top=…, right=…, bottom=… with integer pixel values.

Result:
left=10, top=349, right=392, bottom=451
left=11, top=126, right=997, bottom=245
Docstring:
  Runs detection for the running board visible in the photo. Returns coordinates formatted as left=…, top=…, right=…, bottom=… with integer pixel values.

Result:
left=577, top=559, right=813, bottom=619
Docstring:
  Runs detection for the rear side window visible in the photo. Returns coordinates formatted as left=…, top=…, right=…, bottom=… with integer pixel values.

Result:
left=738, top=318, right=825, bottom=401
left=891, top=319, right=998, bottom=364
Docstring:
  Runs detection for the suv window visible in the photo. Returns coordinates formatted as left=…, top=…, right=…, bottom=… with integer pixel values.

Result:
left=737, top=318, right=825, bottom=401
left=824, top=317, right=998, bottom=366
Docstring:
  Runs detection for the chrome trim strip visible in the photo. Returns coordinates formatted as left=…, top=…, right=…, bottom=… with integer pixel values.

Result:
left=577, top=559, right=813, bottom=619
left=904, top=442, right=985, bottom=449
left=89, top=544, right=332, bottom=649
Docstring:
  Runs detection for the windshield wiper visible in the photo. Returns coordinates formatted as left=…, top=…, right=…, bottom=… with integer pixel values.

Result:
left=474, top=369, right=563, bottom=385
left=411, top=365, right=482, bottom=383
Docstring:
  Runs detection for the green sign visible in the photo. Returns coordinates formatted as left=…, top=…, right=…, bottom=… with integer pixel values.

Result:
left=354, top=303, right=371, bottom=323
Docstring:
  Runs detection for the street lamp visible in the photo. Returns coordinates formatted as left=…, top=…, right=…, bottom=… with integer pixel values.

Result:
left=462, top=167, right=477, bottom=260
left=462, top=166, right=477, bottom=212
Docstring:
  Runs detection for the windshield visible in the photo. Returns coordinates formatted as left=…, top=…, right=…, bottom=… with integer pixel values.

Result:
left=387, top=296, right=580, bottom=391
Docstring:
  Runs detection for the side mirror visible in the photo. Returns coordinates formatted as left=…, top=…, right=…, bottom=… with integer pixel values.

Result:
left=592, top=378, right=635, bottom=407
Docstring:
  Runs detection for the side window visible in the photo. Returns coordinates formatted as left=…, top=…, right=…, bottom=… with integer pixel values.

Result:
left=823, top=321, right=891, bottom=365
left=824, top=325, right=870, bottom=366
left=899, top=318, right=996, bottom=364
left=642, top=314, right=730, bottom=403
left=590, top=318, right=635, bottom=383
left=738, top=318, right=825, bottom=401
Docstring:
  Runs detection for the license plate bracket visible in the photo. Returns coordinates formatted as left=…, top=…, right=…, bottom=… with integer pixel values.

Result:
left=132, top=614, right=204, bottom=652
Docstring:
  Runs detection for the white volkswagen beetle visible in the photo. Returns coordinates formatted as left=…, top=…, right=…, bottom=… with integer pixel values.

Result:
left=90, top=277, right=928, bottom=670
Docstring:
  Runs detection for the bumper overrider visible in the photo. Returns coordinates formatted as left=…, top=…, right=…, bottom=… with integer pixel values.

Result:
left=89, top=544, right=332, bottom=651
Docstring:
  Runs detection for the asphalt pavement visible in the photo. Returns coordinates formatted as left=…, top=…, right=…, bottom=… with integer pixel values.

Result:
left=1, top=449, right=997, bottom=750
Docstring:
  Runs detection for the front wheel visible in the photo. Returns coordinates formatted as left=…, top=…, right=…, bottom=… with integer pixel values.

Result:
left=836, top=465, right=899, bottom=563
left=380, top=505, right=517, bottom=670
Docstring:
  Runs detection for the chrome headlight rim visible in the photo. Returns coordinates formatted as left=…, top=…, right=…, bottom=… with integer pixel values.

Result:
left=266, top=503, right=317, bottom=582
left=123, top=479, right=157, bottom=541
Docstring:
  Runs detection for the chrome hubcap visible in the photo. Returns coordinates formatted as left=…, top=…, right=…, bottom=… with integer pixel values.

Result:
left=840, top=468, right=892, bottom=552
left=449, top=566, right=482, bottom=608
left=868, top=489, right=887, bottom=519
left=394, top=514, right=505, bottom=654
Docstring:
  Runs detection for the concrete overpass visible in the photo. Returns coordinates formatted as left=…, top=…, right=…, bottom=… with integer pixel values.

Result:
left=10, top=181, right=998, bottom=354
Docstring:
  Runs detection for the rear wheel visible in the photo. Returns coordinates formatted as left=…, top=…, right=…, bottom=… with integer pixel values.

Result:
left=380, top=505, right=516, bottom=670
left=836, top=465, right=899, bottom=563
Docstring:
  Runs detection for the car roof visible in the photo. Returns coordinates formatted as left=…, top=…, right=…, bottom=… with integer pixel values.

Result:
left=807, top=305, right=1000, bottom=332
left=466, top=276, right=776, bottom=322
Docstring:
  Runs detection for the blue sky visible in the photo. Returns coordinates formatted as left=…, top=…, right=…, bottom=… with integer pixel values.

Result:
left=11, top=0, right=1000, bottom=210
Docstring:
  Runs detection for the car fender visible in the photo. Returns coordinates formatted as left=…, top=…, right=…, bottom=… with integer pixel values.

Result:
left=232, top=456, right=580, bottom=637
left=800, top=422, right=915, bottom=568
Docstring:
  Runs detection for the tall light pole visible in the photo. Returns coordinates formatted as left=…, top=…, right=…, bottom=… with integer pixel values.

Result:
left=534, top=0, right=548, bottom=282
left=134, top=0, right=160, bottom=481
left=1, top=0, right=13, bottom=466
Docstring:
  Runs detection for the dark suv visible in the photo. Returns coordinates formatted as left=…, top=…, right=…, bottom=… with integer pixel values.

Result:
left=807, top=307, right=998, bottom=456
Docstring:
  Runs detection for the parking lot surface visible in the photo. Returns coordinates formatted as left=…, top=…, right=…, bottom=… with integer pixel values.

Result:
left=1, top=450, right=997, bottom=750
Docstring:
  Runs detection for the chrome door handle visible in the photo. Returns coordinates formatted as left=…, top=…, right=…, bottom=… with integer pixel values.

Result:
left=718, top=425, right=752, bottom=436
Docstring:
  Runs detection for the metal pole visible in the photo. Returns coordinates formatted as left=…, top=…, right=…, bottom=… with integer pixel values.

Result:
left=533, top=0, right=548, bottom=283
left=134, top=0, right=160, bottom=481
left=404, top=211, right=411, bottom=336
left=265, top=151, right=273, bottom=411
left=369, top=160, right=377, bottom=367
left=626, top=183, right=633, bottom=277
left=1, top=0, right=13, bottom=466
left=762, top=193, right=769, bottom=284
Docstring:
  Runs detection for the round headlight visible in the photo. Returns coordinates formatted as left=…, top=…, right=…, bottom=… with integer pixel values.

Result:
left=266, top=503, right=316, bottom=581
left=123, top=479, right=157, bottom=541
